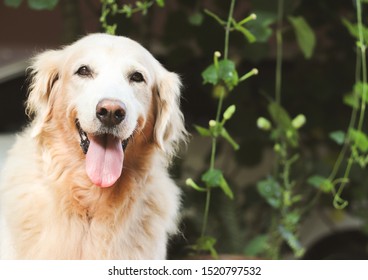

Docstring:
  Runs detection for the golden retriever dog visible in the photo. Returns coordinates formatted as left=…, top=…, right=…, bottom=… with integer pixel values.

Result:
left=0, top=33, right=186, bottom=259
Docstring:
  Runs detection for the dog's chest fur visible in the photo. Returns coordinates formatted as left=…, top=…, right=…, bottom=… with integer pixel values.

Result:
left=0, top=129, right=180, bottom=259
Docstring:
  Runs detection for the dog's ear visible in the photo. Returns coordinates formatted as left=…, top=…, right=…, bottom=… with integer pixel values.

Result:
left=154, top=70, right=187, bottom=159
left=26, top=50, right=61, bottom=137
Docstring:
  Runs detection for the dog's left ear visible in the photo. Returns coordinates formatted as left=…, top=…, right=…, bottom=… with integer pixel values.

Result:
left=154, top=70, right=187, bottom=159
left=26, top=49, right=62, bottom=137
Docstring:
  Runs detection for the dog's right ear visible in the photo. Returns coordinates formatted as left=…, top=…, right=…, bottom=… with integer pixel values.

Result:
left=26, top=50, right=62, bottom=137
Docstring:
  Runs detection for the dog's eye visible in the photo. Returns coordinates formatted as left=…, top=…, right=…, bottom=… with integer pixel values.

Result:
left=130, top=72, right=145, bottom=83
left=76, top=66, right=92, bottom=77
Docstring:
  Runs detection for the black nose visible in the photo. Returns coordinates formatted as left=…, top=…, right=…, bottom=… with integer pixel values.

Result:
left=96, top=99, right=126, bottom=127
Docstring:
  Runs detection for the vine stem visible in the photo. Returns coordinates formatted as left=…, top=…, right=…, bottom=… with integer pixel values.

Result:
left=331, top=0, right=367, bottom=207
left=356, top=0, right=367, bottom=132
left=275, top=0, right=284, bottom=106
left=200, top=184, right=212, bottom=238
left=224, top=0, right=236, bottom=60
left=271, top=0, right=311, bottom=252
left=270, top=0, right=285, bottom=181
left=272, top=0, right=284, bottom=181
left=201, top=0, right=236, bottom=240
left=328, top=51, right=361, bottom=181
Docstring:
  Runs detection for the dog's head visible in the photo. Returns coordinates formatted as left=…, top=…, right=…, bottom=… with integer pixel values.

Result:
left=26, top=33, right=186, bottom=188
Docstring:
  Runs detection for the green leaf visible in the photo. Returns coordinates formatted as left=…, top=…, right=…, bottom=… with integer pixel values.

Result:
left=351, top=145, right=368, bottom=168
left=288, top=16, right=316, bottom=59
left=27, top=0, right=58, bottom=10
left=219, top=174, right=234, bottom=199
left=307, top=175, right=334, bottom=193
left=4, top=0, right=23, bottom=8
left=268, top=102, right=292, bottom=130
left=218, top=60, right=239, bottom=90
left=189, top=12, right=204, bottom=26
left=220, top=128, right=240, bottom=150
left=257, top=177, right=282, bottom=209
left=341, top=18, right=358, bottom=39
left=342, top=18, right=368, bottom=44
left=283, top=211, right=301, bottom=226
left=202, top=64, right=218, bottom=85
left=355, top=82, right=368, bottom=102
left=202, top=59, right=239, bottom=90
left=244, top=235, right=268, bottom=256
left=291, top=194, right=302, bottom=204
left=201, top=169, right=234, bottom=199
left=283, top=190, right=292, bottom=207
left=192, top=236, right=218, bottom=259
left=122, top=5, right=133, bottom=17
left=329, top=131, right=346, bottom=145
left=268, top=102, right=298, bottom=147
left=155, top=0, right=165, bottom=7
left=278, top=225, right=305, bottom=257
left=201, top=169, right=223, bottom=188
left=349, top=128, right=368, bottom=153
left=343, top=82, right=368, bottom=109
left=246, top=11, right=277, bottom=42
left=194, top=125, right=211, bottom=137
left=343, top=93, right=359, bottom=109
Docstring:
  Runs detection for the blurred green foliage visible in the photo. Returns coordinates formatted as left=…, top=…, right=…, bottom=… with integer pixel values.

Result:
left=4, top=0, right=58, bottom=10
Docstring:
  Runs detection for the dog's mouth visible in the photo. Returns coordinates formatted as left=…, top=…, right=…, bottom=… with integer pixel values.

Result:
left=75, top=119, right=129, bottom=188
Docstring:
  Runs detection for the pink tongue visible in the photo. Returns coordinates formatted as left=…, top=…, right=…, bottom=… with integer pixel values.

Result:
left=86, top=134, right=124, bottom=188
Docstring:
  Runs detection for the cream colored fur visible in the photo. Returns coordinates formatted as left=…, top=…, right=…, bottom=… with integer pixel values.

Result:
left=0, top=34, right=186, bottom=259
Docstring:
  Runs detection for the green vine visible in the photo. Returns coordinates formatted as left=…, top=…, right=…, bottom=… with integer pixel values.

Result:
left=275, top=0, right=284, bottom=106
left=100, top=0, right=164, bottom=34
left=254, top=0, right=316, bottom=259
left=332, top=0, right=368, bottom=208
left=309, top=0, right=368, bottom=210
left=186, top=0, right=258, bottom=258
left=254, top=0, right=368, bottom=259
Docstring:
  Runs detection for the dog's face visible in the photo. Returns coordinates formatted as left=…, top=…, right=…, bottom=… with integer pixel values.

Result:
left=26, top=34, right=186, bottom=188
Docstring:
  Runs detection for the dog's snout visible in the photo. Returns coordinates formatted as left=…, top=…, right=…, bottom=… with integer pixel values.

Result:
left=96, top=99, right=126, bottom=126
